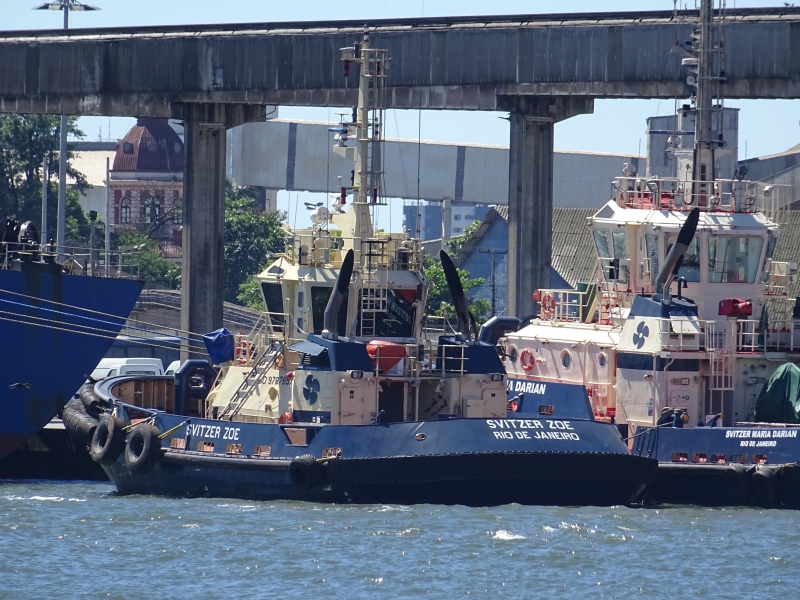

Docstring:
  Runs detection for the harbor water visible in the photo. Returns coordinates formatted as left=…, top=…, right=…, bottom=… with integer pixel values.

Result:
left=2, top=481, right=799, bottom=598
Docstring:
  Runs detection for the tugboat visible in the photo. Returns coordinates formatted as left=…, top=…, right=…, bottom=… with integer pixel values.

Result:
left=501, top=0, right=800, bottom=508
left=72, top=32, right=656, bottom=507
left=0, top=218, right=142, bottom=464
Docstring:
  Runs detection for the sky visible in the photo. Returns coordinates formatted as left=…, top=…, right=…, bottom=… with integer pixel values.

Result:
left=3, top=0, right=798, bottom=230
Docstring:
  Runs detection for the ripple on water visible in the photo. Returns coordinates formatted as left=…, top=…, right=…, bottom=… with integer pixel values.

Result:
left=1, top=482, right=800, bottom=598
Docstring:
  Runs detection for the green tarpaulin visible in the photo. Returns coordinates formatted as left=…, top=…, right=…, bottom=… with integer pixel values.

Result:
left=754, top=362, right=800, bottom=424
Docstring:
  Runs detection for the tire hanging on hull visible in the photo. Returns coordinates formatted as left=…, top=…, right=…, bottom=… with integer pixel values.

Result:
left=289, top=454, right=326, bottom=491
left=62, top=398, right=99, bottom=443
left=124, top=423, right=162, bottom=475
left=90, top=415, right=127, bottom=466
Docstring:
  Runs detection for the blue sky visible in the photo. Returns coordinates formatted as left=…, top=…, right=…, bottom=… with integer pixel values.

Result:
left=4, top=1, right=797, bottom=228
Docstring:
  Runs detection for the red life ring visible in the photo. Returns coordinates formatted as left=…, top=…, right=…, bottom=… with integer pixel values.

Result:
left=519, top=348, right=535, bottom=372
left=235, top=337, right=249, bottom=366
left=541, top=292, right=556, bottom=319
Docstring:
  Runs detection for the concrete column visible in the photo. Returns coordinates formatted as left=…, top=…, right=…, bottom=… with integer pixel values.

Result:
left=175, top=103, right=266, bottom=360
left=181, top=119, right=226, bottom=359
left=441, top=197, right=452, bottom=243
left=502, top=97, right=593, bottom=319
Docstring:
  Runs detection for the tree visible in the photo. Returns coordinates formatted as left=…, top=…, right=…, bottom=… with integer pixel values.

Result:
left=0, top=114, right=86, bottom=240
left=224, top=181, right=287, bottom=305
left=114, top=230, right=181, bottom=289
left=422, top=253, right=491, bottom=325
left=447, top=218, right=481, bottom=255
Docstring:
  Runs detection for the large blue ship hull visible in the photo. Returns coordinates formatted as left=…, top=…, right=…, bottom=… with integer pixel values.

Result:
left=103, top=412, right=656, bottom=506
left=632, top=426, right=800, bottom=508
left=0, top=267, right=142, bottom=460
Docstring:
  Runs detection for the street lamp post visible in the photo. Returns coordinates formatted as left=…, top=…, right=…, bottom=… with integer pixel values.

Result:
left=33, top=1, right=100, bottom=256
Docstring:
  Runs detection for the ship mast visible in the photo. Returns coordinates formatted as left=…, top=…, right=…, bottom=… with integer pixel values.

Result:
left=688, top=0, right=726, bottom=205
left=333, top=27, right=388, bottom=242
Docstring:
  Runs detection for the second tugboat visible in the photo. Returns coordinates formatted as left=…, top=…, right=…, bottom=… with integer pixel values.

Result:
left=72, top=32, right=655, bottom=506
left=499, top=1, right=800, bottom=509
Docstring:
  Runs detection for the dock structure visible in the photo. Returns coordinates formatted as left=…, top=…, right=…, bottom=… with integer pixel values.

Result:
left=2, top=7, right=799, bottom=331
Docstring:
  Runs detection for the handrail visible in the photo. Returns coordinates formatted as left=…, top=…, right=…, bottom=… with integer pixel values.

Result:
left=611, top=176, right=789, bottom=216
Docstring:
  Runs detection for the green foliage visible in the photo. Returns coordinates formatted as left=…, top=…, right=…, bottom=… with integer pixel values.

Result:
left=447, top=219, right=482, bottom=255
left=0, top=114, right=86, bottom=240
left=224, top=181, right=287, bottom=305
left=115, top=231, right=181, bottom=289
left=236, top=277, right=264, bottom=310
left=422, top=253, right=491, bottom=325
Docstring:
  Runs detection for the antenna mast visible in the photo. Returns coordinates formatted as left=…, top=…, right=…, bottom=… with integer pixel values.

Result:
left=334, top=27, right=388, bottom=241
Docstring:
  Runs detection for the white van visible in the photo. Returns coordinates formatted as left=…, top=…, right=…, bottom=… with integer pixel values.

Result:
left=165, top=360, right=180, bottom=376
left=91, top=358, right=165, bottom=380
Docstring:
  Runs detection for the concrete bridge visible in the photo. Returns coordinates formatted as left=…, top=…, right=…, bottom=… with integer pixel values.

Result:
left=2, top=7, right=799, bottom=346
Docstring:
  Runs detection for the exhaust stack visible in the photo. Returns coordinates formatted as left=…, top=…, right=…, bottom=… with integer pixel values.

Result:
left=440, top=250, right=477, bottom=340
left=654, top=208, right=700, bottom=302
left=322, top=249, right=355, bottom=340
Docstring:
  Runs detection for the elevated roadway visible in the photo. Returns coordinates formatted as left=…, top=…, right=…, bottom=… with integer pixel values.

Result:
left=2, top=7, right=798, bottom=338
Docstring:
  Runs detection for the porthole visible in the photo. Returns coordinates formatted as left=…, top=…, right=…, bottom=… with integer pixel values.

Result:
left=507, top=345, right=518, bottom=363
left=598, top=352, right=607, bottom=368
left=561, top=350, right=571, bottom=369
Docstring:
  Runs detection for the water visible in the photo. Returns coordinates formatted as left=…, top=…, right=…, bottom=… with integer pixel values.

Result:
left=2, top=481, right=799, bottom=599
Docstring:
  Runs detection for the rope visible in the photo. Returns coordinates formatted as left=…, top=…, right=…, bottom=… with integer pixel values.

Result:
left=158, top=419, right=190, bottom=439
left=0, top=312, right=208, bottom=354
left=0, top=296, right=203, bottom=344
left=0, top=305, right=208, bottom=352
left=0, top=287, right=214, bottom=343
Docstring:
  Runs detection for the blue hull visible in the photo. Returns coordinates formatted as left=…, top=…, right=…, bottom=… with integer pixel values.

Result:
left=103, top=412, right=656, bottom=506
left=0, top=267, right=142, bottom=459
left=633, top=426, right=800, bottom=508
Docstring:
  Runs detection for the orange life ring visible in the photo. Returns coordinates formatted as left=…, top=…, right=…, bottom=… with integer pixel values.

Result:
left=541, top=292, right=556, bottom=319
left=519, top=348, right=535, bottom=372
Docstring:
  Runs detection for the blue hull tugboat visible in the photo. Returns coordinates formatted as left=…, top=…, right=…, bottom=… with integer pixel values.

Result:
left=68, top=33, right=656, bottom=507
left=500, top=0, right=800, bottom=508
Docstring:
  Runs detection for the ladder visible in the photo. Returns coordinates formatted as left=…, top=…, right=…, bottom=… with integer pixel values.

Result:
left=359, top=238, right=388, bottom=337
left=219, top=341, right=284, bottom=421
left=707, top=320, right=735, bottom=391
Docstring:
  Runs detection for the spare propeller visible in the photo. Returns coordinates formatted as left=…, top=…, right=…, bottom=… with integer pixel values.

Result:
left=322, top=249, right=355, bottom=340
left=440, top=249, right=477, bottom=340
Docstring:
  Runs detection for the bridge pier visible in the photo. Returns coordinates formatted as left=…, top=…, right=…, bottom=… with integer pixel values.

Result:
left=174, top=103, right=265, bottom=359
left=501, top=97, right=593, bottom=319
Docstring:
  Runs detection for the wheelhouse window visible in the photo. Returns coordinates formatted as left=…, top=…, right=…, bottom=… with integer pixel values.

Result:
left=708, top=236, right=764, bottom=283
left=593, top=229, right=628, bottom=283
left=645, top=233, right=659, bottom=283
left=761, top=236, right=777, bottom=284
left=593, top=230, right=611, bottom=259
left=260, top=282, right=285, bottom=328
left=311, top=286, right=349, bottom=336
left=665, top=233, right=700, bottom=282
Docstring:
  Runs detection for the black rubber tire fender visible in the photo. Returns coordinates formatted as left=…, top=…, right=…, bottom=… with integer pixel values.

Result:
left=752, top=465, right=784, bottom=504
left=289, top=454, right=325, bottom=491
left=90, top=415, right=127, bottom=466
left=79, top=382, right=108, bottom=418
left=124, top=423, right=163, bottom=475
left=62, top=398, right=99, bottom=443
left=724, top=463, right=754, bottom=500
